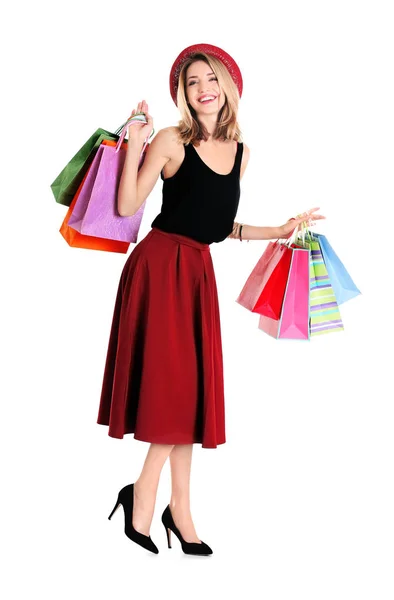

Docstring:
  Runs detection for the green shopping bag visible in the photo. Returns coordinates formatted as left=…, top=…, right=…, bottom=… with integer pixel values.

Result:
left=50, top=122, right=126, bottom=206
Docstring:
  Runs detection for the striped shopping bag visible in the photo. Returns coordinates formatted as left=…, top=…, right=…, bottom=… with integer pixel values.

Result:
left=305, top=239, right=344, bottom=336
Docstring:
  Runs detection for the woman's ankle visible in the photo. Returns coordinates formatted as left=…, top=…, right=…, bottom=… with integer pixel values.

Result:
left=134, top=478, right=159, bottom=498
left=169, top=498, right=191, bottom=513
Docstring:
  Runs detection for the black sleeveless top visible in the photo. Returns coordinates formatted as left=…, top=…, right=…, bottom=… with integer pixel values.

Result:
left=150, top=141, right=243, bottom=244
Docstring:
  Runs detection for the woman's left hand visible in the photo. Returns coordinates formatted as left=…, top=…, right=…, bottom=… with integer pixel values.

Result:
left=279, top=207, right=326, bottom=239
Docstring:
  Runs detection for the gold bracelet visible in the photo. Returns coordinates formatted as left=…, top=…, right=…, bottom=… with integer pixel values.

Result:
left=229, top=222, right=240, bottom=239
left=228, top=222, right=250, bottom=241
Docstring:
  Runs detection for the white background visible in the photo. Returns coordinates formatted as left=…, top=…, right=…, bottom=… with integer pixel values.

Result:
left=2, top=0, right=393, bottom=598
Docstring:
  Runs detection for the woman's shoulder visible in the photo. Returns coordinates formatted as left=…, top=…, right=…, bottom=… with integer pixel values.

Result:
left=156, top=125, right=183, bottom=146
left=239, top=141, right=250, bottom=179
left=154, top=126, right=185, bottom=162
left=242, top=141, right=250, bottom=157
left=154, top=125, right=183, bottom=149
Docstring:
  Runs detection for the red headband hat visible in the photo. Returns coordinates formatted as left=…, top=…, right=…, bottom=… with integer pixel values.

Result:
left=169, top=43, right=243, bottom=106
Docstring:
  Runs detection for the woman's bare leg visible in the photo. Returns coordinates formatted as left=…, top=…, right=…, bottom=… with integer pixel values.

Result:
left=168, top=444, right=201, bottom=543
left=133, top=443, right=174, bottom=536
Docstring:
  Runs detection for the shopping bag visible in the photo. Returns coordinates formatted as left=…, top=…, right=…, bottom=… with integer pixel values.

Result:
left=59, top=166, right=129, bottom=253
left=67, top=137, right=147, bottom=243
left=51, top=113, right=152, bottom=206
left=253, top=244, right=293, bottom=318
left=236, top=241, right=285, bottom=312
left=51, top=124, right=125, bottom=206
left=305, top=238, right=344, bottom=336
left=258, top=245, right=310, bottom=340
left=311, top=232, right=361, bottom=304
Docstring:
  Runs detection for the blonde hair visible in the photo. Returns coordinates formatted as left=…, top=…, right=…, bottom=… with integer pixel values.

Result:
left=175, top=52, right=243, bottom=145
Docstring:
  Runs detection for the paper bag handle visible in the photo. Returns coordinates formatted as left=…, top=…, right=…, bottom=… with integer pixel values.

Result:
left=115, top=112, right=155, bottom=155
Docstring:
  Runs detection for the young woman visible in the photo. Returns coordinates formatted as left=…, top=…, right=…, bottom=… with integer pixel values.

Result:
left=97, top=43, right=325, bottom=556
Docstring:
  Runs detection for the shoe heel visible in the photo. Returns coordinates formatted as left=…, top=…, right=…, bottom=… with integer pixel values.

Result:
left=164, top=523, right=172, bottom=548
left=108, top=484, right=159, bottom=554
left=161, top=504, right=213, bottom=555
left=108, top=497, right=121, bottom=520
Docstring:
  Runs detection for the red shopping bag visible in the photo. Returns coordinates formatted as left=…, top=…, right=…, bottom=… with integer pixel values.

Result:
left=236, top=241, right=285, bottom=312
left=253, top=244, right=293, bottom=319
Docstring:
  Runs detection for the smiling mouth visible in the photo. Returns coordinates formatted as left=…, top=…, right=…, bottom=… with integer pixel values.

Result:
left=198, top=97, right=216, bottom=104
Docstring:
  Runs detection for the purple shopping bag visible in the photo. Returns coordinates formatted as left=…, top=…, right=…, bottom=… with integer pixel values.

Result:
left=258, top=245, right=310, bottom=340
left=67, top=140, right=147, bottom=243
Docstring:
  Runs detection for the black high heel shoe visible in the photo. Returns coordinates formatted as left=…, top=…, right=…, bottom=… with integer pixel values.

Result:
left=108, top=483, right=159, bottom=554
left=161, top=505, right=213, bottom=556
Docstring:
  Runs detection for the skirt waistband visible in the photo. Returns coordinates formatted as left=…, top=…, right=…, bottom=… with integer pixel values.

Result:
left=150, top=227, right=210, bottom=251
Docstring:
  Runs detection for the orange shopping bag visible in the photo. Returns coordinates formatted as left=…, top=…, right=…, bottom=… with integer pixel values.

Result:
left=59, top=139, right=130, bottom=253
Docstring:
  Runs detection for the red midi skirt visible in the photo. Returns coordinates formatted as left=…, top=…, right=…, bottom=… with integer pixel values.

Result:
left=96, top=227, right=226, bottom=448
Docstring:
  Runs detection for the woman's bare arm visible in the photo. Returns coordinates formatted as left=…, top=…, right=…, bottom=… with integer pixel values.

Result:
left=227, top=143, right=250, bottom=240
left=118, top=128, right=174, bottom=217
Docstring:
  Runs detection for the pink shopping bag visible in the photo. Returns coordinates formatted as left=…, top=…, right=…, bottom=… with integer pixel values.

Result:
left=258, top=245, right=310, bottom=340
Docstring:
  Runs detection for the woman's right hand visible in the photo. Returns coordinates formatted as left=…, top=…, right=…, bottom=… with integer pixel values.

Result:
left=279, top=208, right=326, bottom=239
left=127, top=99, right=154, bottom=146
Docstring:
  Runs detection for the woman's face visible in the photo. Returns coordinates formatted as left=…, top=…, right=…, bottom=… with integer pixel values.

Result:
left=185, top=60, right=226, bottom=115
